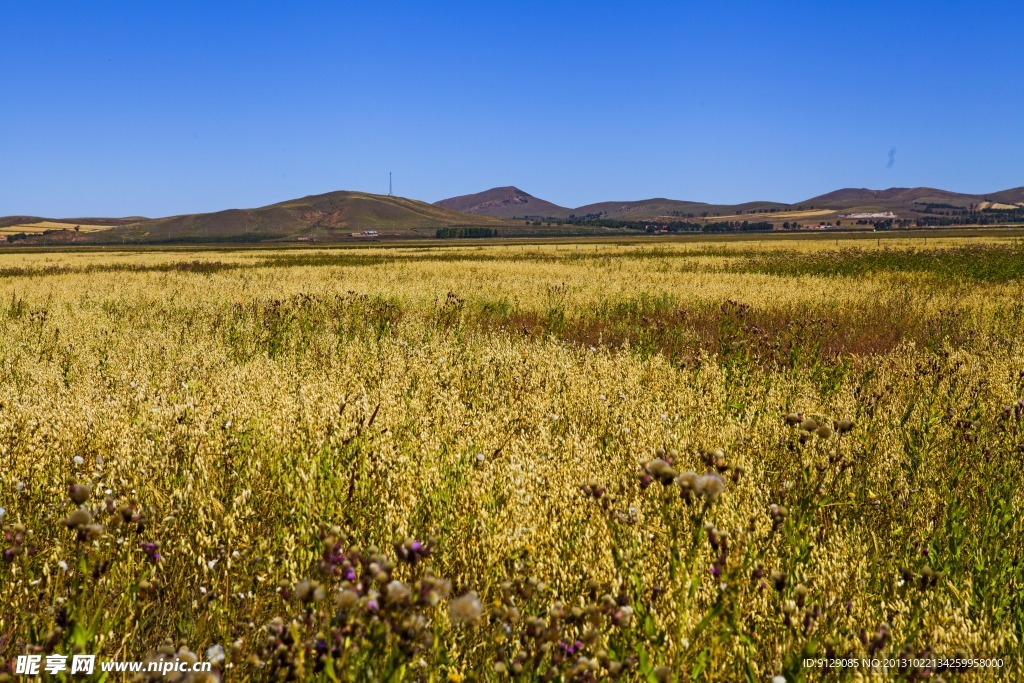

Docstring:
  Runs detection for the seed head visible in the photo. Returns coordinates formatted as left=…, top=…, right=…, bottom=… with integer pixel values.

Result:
left=206, top=644, right=226, bottom=667
left=799, top=418, right=818, bottom=432
left=335, top=589, right=359, bottom=611
left=385, top=579, right=411, bottom=605
left=68, top=483, right=92, bottom=505
left=612, top=605, right=633, bottom=628
left=769, top=504, right=787, bottom=529
left=450, top=591, right=483, bottom=624
left=694, top=471, right=726, bottom=501
left=675, top=471, right=698, bottom=490
left=63, top=508, right=93, bottom=529
left=294, top=579, right=324, bottom=604
left=646, top=459, right=677, bottom=485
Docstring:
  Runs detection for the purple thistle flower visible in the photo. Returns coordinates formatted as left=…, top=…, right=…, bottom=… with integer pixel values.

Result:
left=140, top=541, right=162, bottom=563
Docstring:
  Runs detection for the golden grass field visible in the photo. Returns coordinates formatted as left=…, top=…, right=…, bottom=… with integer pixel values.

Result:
left=1, top=237, right=1023, bottom=681
left=701, top=209, right=834, bottom=223
left=0, top=222, right=113, bottom=236
left=976, top=203, right=1024, bottom=212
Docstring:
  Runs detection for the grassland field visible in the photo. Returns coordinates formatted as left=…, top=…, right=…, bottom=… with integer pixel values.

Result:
left=1, top=236, right=1023, bottom=682
left=0, top=222, right=114, bottom=236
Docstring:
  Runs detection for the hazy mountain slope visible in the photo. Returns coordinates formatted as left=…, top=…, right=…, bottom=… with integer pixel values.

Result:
left=801, top=187, right=982, bottom=209
left=112, top=191, right=508, bottom=242
left=7, top=184, right=1023, bottom=244
left=573, top=199, right=790, bottom=219
left=986, top=187, right=1024, bottom=204
left=434, top=187, right=569, bottom=219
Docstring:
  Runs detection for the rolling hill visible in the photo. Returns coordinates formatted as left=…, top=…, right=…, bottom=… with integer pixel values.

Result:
left=433, top=190, right=790, bottom=221
left=987, top=187, right=1024, bottom=204
left=12, top=191, right=510, bottom=244
left=434, top=187, right=569, bottom=219
left=572, top=199, right=790, bottom=220
left=801, top=187, right=975, bottom=205
left=128, top=191, right=510, bottom=242
left=6, top=184, right=1023, bottom=245
left=437, top=186, right=1024, bottom=223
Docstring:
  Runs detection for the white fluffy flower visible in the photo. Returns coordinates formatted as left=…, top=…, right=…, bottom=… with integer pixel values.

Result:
left=206, top=644, right=226, bottom=666
left=449, top=591, right=483, bottom=624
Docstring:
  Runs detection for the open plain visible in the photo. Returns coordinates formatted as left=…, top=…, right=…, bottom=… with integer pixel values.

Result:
left=1, top=236, right=1023, bottom=681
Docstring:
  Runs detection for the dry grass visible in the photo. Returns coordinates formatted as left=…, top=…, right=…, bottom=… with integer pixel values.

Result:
left=0, top=221, right=113, bottom=235
left=0, top=237, right=1022, bottom=681
left=702, top=209, right=835, bottom=222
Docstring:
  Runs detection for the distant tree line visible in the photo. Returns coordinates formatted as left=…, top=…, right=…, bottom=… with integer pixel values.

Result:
left=914, top=202, right=971, bottom=213
left=700, top=221, right=774, bottom=233
left=912, top=207, right=1024, bottom=227
left=867, top=219, right=912, bottom=230
left=436, top=227, right=498, bottom=238
left=562, top=217, right=774, bottom=233
left=563, top=217, right=702, bottom=231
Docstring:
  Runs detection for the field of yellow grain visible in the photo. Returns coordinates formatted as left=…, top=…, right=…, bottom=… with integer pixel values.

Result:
left=0, top=221, right=113, bottom=235
left=0, top=237, right=1022, bottom=681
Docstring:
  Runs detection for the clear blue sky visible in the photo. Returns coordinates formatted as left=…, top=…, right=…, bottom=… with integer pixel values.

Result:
left=2, top=1, right=1021, bottom=217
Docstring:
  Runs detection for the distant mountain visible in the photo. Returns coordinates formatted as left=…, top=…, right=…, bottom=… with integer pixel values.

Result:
left=437, top=185, right=1024, bottom=222
left=800, top=187, right=982, bottom=208
left=572, top=199, right=704, bottom=218
left=796, top=187, right=1024, bottom=217
left=6, top=184, right=1022, bottom=245
left=987, top=187, right=1024, bottom=204
left=12, top=191, right=508, bottom=244
left=435, top=187, right=815, bottom=220
left=434, top=187, right=569, bottom=219
left=573, top=199, right=789, bottom=219
left=130, top=191, right=506, bottom=242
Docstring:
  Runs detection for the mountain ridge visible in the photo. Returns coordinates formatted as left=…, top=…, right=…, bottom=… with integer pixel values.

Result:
left=434, top=186, right=569, bottom=219
left=435, top=185, right=1024, bottom=220
left=4, top=184, right=1022, bottom=244
left=4, top=191, right=510, bottom=244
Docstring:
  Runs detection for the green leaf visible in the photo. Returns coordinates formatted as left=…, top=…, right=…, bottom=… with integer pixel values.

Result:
left=644, top=614, right=658, bottom=638
left=637, top=645, right=651, bottom=675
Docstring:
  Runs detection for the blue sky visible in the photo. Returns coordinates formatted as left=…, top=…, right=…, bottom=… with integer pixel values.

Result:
left=2, top=1, right=1022, bottom=217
